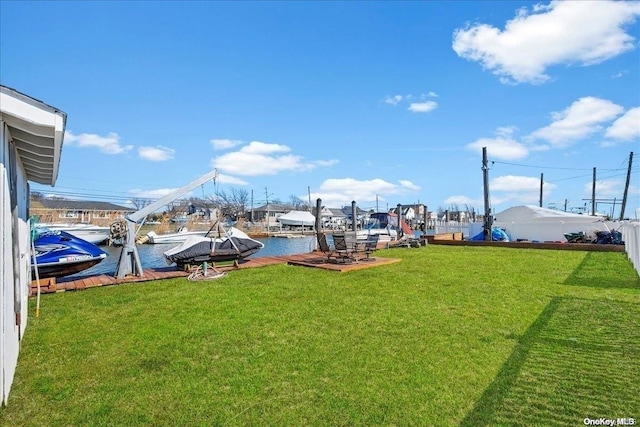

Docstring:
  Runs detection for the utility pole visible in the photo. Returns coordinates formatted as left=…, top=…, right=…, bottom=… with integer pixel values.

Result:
left=250, top=189, right=254, bottom=222
left=265, top=187, right=270, bottom=234
left=539, top=173, right=544, bottom=207
left=591, top=167, right=596, bottom=216
left=619, top=151, right=633, bottom=220
left=482, top=147, right=492, bottom=241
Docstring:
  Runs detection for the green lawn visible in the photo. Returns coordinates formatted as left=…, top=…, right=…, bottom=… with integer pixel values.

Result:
left=1, top=245, right=639, bottom=426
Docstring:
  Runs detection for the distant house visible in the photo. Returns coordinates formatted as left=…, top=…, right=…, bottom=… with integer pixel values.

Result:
left=1, top=85, right=66, bottom=405
left=247, top=203, right=294, bottom=223
left=30, top=199, right=135, bottom=226
left=341, top=205, right=369, bottom=228
left=186, top=202, right=215, bottom=221
left=391, top=206, right=416, bottom=222
left=321, top=207, right=347, bottom=230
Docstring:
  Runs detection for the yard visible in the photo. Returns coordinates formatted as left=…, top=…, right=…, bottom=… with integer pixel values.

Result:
left=1, top=245, right=639, bottom=426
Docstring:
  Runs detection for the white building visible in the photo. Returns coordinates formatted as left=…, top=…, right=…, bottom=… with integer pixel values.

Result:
left=1, top=85, right=66, bottom=405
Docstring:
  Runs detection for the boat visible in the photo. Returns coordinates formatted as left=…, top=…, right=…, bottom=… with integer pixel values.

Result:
left=163, top=227, right=264, bottom=267
left=146, top=227, right=210, bottom=244
left=32, top=229, right=108, bottom=279
left=356, top=212, right=412, bottom=242
left=35, top=222, right=110, bottom=245
left=277, top=210, right=316, bottom=227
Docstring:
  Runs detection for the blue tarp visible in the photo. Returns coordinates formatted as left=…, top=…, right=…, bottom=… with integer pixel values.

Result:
left=470, top=227, right=510, bottom=242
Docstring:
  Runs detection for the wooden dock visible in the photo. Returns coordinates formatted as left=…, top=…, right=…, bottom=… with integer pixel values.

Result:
left=30, top=252, right=401, bottom=295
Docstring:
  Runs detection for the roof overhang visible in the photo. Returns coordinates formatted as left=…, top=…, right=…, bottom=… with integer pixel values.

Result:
left=0, top=85, right=66, bottom=186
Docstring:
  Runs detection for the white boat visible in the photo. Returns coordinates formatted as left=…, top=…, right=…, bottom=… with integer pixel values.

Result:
left=36, top=223, right=110, bottom=245
left=357, top=229, right=397, bottom=243
left=146, top=227, right=210, bottom=244
left=278, top=210, right=316, bottom=227
left=356, top=212, right=410, bottom=242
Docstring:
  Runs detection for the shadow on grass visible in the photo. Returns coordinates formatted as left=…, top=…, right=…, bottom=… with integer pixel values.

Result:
left=563, top=252, right=640, bottom=289
left=461, top=297, right=640, bottom=427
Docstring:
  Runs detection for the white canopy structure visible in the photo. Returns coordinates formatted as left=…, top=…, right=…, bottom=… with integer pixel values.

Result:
left=278, top=210, right=316, bottom=227
left=493, top=205, right=615, bottom=242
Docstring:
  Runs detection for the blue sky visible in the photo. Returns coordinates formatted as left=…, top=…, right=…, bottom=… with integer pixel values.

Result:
left=2, top=1, right=639, bottom=218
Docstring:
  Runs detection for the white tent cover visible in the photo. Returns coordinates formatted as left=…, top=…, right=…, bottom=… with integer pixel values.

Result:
left=493, top=205, right=615, bottom=242
left=278, top=210, right=316, bottom=226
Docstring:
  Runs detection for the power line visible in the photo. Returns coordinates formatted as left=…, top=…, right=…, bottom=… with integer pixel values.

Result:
left=546, top=169, right=637, bottom=184
left=492, top=160, right=626, bottom=172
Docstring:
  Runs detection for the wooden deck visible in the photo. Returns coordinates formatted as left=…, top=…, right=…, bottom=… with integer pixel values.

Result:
left=30, top=252, right=401, bottom=295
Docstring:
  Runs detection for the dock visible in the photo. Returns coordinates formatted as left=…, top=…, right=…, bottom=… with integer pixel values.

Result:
left=30, top=252, right=401, bottom=295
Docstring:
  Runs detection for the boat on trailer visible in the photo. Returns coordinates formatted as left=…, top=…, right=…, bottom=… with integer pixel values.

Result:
left=32, top=229, right=108, bottom=279
left=163, top=226, right=264, bottom=268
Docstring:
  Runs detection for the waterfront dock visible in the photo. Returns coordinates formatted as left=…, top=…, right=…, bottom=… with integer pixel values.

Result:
left=30, top=251, right=401, bottom=295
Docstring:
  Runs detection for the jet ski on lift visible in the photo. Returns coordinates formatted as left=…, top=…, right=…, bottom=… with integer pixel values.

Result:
left=163, top=225, right=264, bottom=268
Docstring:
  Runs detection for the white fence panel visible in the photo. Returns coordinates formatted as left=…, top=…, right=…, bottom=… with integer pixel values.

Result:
left=621, top=222, right=640, bottom=277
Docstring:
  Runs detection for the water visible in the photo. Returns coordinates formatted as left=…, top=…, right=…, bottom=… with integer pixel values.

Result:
left=66, top=236, right=316, bottom=279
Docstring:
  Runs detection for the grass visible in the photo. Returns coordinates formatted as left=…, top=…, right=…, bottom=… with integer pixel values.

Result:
left=1, top=245, right=639, bottom=426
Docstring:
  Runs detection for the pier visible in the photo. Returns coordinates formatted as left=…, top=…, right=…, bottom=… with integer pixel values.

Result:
left=30, top=252, right=401, bottom=295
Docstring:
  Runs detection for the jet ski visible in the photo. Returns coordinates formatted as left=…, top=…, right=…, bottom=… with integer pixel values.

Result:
left=163, top=227, right=263, bottom=268
left=32, top=229, right=108, bottom=279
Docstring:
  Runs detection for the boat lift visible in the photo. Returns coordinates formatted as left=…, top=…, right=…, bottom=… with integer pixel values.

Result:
left=115, top=169, right=219, bottom=279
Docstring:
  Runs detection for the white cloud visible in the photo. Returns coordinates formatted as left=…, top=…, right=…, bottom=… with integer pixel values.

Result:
left=408, top=101, right=438, bottom=113
left=528, top=97, right=624, bottom=147
left=241, top=141, right=290, bottom=155
left=211, top=139, right=244, bottom=150
left=398, top=180, right=421, bottom=191
left=217, top=173, right=249, bottom=186
left=444, top=195, right=481, bottom=207
left=384, top=93, right=439, bottom=110
left=309, top=178, right=420, bottom=208
left=466, top=135, right=529, bottom=160
left=64, top=131, right=133, bottom=154
left=583, top=179, right=624, bottom=198
left=128, top=188, right=178, bottom=199
left=452, top=1, right=640, bottom=84
left=312, top=159, right=340, bottom=167
left=385, top=95, right=404, bottom=106
left=605, top=106, right=640, bottom=141
left=211, top=140, right=335, bottom=176
left=138, top=145, right=175, bottom=161
left=490, top=175, right=557, bottom=205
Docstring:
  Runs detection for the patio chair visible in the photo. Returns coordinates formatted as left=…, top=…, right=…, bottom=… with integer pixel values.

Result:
left=317, top=232, right=337, bottom=262
left=363, top=234, right=379, bottom=261
left=332, top=233, right=354, bottom=263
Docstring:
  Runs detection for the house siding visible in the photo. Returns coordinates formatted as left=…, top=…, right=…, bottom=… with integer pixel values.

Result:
left=1, top=123, right=31, bottom=405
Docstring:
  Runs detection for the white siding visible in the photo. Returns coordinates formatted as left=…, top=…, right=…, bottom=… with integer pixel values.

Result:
left=0, top=122, right=32, bottom=405
left=0, top=87, right=65, bottom=406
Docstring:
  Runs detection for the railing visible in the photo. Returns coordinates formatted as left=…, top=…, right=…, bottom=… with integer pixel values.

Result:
left=620, top=221, right=640, bottom=277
